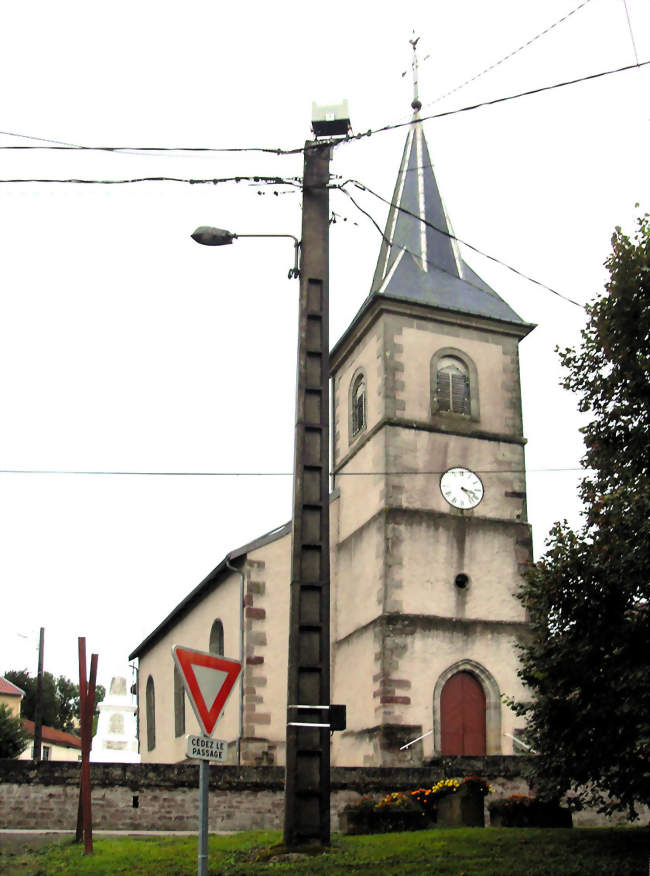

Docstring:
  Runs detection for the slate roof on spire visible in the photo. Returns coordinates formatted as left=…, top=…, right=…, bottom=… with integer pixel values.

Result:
left=370, top=121, right=527, bottom=326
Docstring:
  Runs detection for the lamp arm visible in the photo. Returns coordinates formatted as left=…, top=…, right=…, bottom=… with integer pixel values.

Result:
left=234, top=234, right=301, bottom=279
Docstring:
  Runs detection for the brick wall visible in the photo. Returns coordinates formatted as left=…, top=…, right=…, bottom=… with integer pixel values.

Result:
left=0, top=757, right=642, bottom=830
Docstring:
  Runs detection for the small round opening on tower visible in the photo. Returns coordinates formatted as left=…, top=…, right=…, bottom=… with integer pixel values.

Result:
left=411, top=99, right=422, bottom=112
left=455, top=573, right=469, bottom=589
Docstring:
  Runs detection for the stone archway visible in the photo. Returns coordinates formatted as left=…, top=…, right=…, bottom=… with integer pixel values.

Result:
left=433, top=660, right=502, bottom=755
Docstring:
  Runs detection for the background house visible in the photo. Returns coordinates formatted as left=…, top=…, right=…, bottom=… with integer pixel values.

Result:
left=18, top=720, right=82, bottom=762
left=0, top=676, right=24, bottom=718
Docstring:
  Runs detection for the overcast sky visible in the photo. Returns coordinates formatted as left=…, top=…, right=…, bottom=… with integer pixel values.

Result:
left=0, top=0, right=647, bottom=690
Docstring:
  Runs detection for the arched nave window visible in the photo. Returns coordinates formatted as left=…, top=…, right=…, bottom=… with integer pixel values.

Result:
left=209, top=619, right=224, bottom=656
left=173, top=663, right=185, bottom=737
left=145, top=675, right=156, bottom=752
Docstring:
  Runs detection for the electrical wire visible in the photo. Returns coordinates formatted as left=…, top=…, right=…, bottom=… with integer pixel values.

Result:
left=0, top=175, right=303, bottom=187
left=337, top=184, right=542, bottom=309
left=339, top=61, right=650, bottom=145
left=336, top=183, right=534, bottom=313
left=417, top=0, right=596, bottom=111
left=339, top=179, right=584, bottom=308
left=0, top=167, right=584, bottom=308
left=0, top=130, right=303, bottom=155
left=620, top=0, right=640, bottom=66
left=0, top=467, right=587, bottom=477
left=1, top=60, right=646, bottom=161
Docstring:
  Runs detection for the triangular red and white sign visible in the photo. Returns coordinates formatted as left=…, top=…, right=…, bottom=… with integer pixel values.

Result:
left=172, top=645, right=241, bottom=736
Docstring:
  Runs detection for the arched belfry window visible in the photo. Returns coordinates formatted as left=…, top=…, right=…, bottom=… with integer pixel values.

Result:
left=349, top=370, right=367, bottom=440
left=145, top=675, right=156, bottom=752
left=173, top=663, right=185, bottom=737
left=209, top=619, right=224, bottom=656
left=431, top=348, right=479, bottom=420
left=437, top=357, right=470, bottom=415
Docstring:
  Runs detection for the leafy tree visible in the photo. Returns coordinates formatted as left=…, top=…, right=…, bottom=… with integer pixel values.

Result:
left=0, top=703, right=29, bottom=758
left=55, top=675, right=80, bottom=732
left=5, top=669, right=60, bottom=728
left=3, top=670, right=105, bottom=734
left=513, top=214, right=650, bottom=817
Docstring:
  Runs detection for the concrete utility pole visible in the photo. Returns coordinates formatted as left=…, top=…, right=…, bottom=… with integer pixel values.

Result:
left=33, top=627, right=44, bottom=762
left=283, top=140, right=332, bottom=846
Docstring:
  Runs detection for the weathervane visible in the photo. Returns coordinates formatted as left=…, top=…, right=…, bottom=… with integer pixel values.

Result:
left=409, top=34, right=422, bottom=114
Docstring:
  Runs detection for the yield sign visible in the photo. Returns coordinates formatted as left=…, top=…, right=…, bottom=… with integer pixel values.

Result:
left=172, top=645, right=242, bottom=736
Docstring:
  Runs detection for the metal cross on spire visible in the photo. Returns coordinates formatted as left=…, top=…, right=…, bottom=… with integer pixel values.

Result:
left=409, top=35, right=423, bottom=114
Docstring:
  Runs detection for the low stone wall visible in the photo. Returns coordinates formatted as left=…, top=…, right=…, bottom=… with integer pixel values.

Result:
left=0, top=757, right=642, bottom=831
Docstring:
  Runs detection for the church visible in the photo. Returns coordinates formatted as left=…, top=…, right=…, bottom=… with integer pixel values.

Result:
left=129, top=95, right=534, bottom=768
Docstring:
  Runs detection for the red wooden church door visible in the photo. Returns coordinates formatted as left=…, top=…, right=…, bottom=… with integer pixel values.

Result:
left=440, top=671, right=486, bottom=755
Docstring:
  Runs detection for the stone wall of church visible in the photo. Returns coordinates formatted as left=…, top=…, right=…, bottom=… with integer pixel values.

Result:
left=241, top=534, right=291, bottom=763
left=1, top=759, right=644, bottom=830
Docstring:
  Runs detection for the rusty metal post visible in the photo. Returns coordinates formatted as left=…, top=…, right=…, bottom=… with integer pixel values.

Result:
left=76, top=638, right=87, bottom=843
left=84, top=653, right=97, bottom=854
left=283, top=140, right=332, bottom=847
left=76, top=639, right=97, bottom=854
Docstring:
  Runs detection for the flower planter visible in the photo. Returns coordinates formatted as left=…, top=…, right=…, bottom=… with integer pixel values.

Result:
left=436, top=783, right=485, bottom=827
left=341, top=799, right=431, bottom=835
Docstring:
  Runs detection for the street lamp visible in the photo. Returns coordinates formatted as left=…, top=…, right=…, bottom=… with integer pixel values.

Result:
left=191, top=226, right=300, bottom=279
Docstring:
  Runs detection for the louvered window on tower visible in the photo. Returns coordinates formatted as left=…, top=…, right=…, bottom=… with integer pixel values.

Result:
left=352, top=373, right=366, bottom=436
left=437, top=357, right=470, bottom=415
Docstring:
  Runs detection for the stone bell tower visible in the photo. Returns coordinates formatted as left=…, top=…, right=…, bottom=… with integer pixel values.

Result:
left=329, top=52, right=534, bottom=766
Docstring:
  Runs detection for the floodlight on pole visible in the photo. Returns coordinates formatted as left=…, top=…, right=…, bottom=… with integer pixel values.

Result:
left=191, top=226, right=300, bottom=278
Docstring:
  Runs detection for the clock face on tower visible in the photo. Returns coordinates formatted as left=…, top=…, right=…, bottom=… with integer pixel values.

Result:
left=440, top=467, right=484, bottom=510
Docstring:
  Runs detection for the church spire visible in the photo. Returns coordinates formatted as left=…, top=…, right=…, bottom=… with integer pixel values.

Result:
left=370, top=40, right=526, bottom=326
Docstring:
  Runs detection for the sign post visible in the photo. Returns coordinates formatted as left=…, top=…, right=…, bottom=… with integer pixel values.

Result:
left=172, top=646, right=241, bottom=876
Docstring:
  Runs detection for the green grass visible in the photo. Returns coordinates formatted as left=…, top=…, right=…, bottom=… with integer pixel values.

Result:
left=0, top=828, right=648, bottom=875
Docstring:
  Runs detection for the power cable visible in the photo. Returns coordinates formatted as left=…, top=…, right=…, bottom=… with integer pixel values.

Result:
left=1, top=61, right=646, bottom=162
left=336, top=184, right=534, bottom=311
left=0, top=467, right=587, bottom=477
left=417, top=0, right=596, bottom=111
left=0, top=130, right=303, bottom=155
left=0, top=175, right=302, bottom=187
left=620, top=0, right=640, bottom=66
left=337, top=184, right=551, bottom=310
left=340, top=179, right=584, bottom=308
left=339, top=61, right=650, bottom=145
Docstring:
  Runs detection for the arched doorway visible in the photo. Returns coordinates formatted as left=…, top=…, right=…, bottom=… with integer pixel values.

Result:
left=440, top=671, right=486, bottom=755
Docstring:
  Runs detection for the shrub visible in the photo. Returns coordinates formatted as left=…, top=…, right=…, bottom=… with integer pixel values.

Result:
left=488, top=794, right=572, bottom=828
left=0, top=704, right=28, bottom=759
